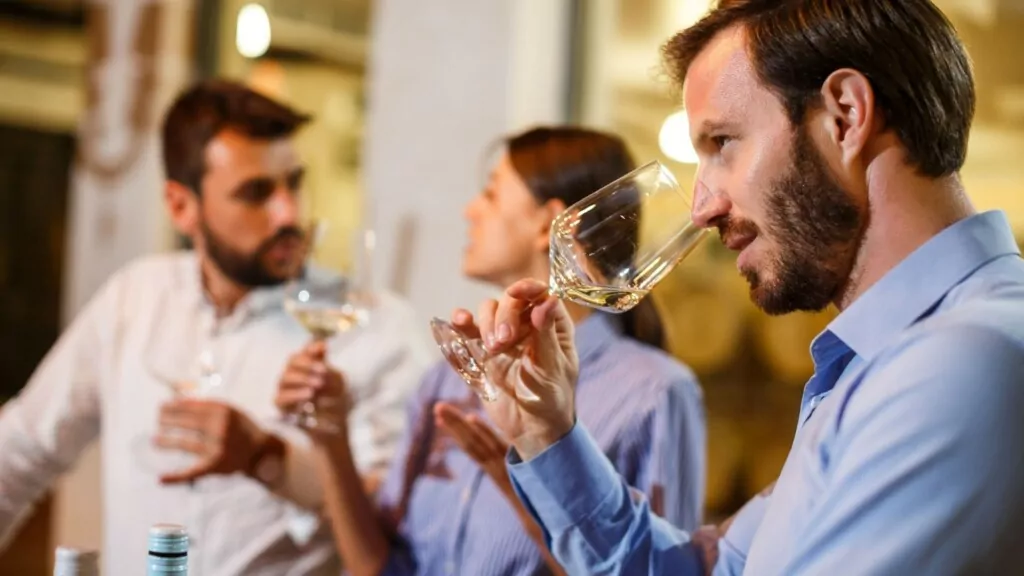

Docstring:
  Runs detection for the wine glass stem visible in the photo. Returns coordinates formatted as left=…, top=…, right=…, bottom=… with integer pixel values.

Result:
left=302, top=335, right=328, bottom=418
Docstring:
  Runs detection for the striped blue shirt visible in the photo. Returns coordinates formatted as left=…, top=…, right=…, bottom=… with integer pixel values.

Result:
left=375, top=313, right=706, bottom=575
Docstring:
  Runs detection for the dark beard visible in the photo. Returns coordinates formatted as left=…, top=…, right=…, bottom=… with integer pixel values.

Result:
left=200, top=219, right=303, bottom=288
left=739, top=125, right=864, bottom=315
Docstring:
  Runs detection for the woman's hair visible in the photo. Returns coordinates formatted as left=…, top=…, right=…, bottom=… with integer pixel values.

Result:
left=504, top=126, right=667, bottom=351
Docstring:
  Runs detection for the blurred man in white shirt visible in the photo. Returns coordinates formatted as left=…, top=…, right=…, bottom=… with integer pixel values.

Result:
left=0, top=80, right=431, bottom=575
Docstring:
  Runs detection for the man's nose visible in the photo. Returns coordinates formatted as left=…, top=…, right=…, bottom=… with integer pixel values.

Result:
left=267, top=188, right=298, bottom=227
left=690, top=179, right=731, bottom=229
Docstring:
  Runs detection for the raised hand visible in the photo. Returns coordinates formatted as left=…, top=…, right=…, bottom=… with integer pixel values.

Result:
left=155, top=399, right=271, bottom=484
left=451, top=278, right=579, bottom=460
left=434, top=402, right=511, bottom=486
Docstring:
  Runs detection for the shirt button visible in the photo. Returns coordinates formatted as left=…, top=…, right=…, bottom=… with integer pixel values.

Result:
left=445, top=561, right=455, bottom=574
left=460, top=488, right=470, bottom=504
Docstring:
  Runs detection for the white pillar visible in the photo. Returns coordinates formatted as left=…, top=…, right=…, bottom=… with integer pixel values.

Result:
left=54, top=0, right=193, bottom=555
left=364, top=0, right=573, bottom=335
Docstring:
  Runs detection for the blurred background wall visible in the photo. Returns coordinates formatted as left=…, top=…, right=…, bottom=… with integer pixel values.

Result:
left=1, top=0, right=1022, bottom=572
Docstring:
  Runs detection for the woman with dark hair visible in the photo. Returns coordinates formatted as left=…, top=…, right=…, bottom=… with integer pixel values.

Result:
left=275, top=126, right=706, bottom=576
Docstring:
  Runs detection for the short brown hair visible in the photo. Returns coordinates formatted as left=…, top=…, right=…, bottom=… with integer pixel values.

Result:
left=662, top=0, right=975, bottom=178
left=161, top=79, right=311, bottom=195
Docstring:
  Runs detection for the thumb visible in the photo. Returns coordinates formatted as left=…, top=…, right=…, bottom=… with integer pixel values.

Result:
left=306, top=340, right=327, bottom=360
left=528, top=296, right=575, bottom=373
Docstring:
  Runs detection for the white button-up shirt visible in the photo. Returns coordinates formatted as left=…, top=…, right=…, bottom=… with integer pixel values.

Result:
left=0, top=252, right=433, bottom=575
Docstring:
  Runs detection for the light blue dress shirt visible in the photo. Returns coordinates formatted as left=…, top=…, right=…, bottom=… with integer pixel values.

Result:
left=509, top=210, right=1024, bottom=575
left=377, top=313, right=706, bottom=575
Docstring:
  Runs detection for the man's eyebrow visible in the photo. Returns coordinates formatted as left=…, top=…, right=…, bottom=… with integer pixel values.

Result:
left=693, top=119, right=737, bottom=144
left=229, top=175, right=275, bottom=197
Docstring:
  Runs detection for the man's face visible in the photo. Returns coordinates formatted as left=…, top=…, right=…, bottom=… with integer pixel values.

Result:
left=196, top=129, right=307, bottom=287
left=684, top=27, right=865, bottom=314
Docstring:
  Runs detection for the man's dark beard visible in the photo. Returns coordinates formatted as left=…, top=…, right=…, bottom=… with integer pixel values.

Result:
left=200, top=220, right=303, bottom=288
left=728, top=125, right=863, bottom=315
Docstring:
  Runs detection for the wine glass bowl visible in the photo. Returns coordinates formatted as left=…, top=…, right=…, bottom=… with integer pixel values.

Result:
left=132, top=348, right=223, bottom=476
left=548, top=160, right=707, bottom=311
left=284, top=276, right=367, bottom=340
left=432, top=160, right=709, bottom=401
left=283, top=270, right=371, bottom=433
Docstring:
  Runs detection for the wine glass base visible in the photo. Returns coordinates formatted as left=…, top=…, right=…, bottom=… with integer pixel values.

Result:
left=430, top=318, right=500, bottom=402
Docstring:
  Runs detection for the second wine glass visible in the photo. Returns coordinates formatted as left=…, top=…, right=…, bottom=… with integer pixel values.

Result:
left=282, top=222, right=371, bottom=432
left=132, top=347, right=223, bottom=476
left=431, top=160, right=709, bottom=401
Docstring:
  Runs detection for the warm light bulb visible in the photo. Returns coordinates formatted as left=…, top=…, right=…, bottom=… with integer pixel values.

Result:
left=659, top=110, right=698, bottom=164
left=236, top=4, right=271, bottom=59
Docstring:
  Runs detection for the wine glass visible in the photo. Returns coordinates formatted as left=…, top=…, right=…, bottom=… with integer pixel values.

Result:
left=132, top=347, right=224, bottom=475
left=282, top=223, right=372, bottom=432
left=430, top=160, right=709, bottom=401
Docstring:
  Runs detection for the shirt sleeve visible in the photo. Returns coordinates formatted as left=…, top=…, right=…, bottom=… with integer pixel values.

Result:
left=712, top=491, right=771, bottom=576
left=781, top=324, right=1024, bottom=574
left=508, top=422, right=706, bottom=575
left=0, top=270, right=121, bottom=549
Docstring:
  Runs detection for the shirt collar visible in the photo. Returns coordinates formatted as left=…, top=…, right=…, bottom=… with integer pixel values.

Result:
left=575, top=312, right=621, bottom=363
left=822, top=210, right=1020, bottom=365
left=181, top=251, right=286, bottom=320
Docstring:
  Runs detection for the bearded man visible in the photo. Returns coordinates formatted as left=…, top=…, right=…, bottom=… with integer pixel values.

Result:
left=0, top=80, right=430, bottom=576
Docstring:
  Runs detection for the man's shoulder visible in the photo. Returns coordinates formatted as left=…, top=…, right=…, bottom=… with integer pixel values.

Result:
left=80, top=252, right=195, bottom=313
left=350, top=289, right=434, bottom=365
left=105, top=251, right=195, bottom=289
left=913, top=275, right=1024, bottom=353
left=363, top=290, right=425, bottom=339
left=875, top=259, right=1024, bottom=370
left=369, top=290, right=418, bottom=320
left=847, top=295, right=1024, bottom=426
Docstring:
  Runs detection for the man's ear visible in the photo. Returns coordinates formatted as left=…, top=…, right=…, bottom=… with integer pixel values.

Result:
left=818, top=68, right=877, bottom=169
left=164, top=180, right=199, bottom=237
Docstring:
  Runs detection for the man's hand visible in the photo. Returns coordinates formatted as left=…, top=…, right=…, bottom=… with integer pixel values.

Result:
left=452, top=278, right=579, bottom=460
left=434, top=402, right=511, bottom=489
left=155, top=399, right=272, bottom=484
left=275, top=340, right=350, bottom=440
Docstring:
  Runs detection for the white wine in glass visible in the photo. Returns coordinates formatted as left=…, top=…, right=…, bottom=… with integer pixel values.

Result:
left=283, top=224, right=371, bottom=432
left=431, top=160, right=708, bottom=401
left=284, top=285, right=365, bottom=340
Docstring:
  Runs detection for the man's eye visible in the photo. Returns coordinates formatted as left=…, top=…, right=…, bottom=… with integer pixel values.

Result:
left=712, top=135, right=732, bottom=149
left=286, top=170, right=305, bottom=192
left=238, top=181, right=275, bottom=203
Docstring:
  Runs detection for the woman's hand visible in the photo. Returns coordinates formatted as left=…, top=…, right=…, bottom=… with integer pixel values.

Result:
left=434, top=402, right=511, bottom=488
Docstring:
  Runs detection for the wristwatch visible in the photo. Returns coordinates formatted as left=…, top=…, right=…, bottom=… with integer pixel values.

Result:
left=249, top=434, right=286, bottom=488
